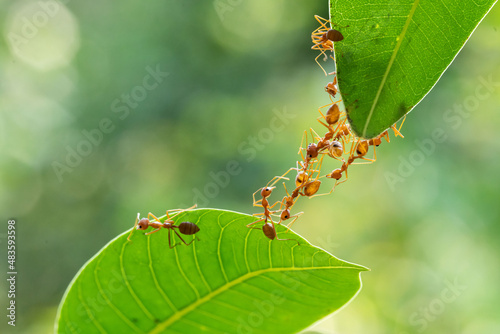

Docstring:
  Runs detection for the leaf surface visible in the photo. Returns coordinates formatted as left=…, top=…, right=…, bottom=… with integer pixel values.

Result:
left=330, top=0, right=497, bottom=138
left=56, top=209, right=367, bottom=334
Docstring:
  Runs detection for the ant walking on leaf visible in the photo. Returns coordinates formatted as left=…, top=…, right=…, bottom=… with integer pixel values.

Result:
left=127, top=205, right=199, bottom=248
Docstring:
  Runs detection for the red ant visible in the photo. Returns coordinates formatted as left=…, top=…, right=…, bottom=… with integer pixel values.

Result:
left=313, top=139, right=373, bottom=197
left=249, top=175, right=299, bottom=243
left=273, top=182, right=304, bottom=229
left=311, top=15, right=344, bottom=75
left=325, top=77, right=339, bottom=98
left=127, top=205, right=199, bottom=248
left=317, top=101, right=343, bottom=129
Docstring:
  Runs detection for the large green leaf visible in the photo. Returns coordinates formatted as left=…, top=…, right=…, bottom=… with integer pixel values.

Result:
left=330, top=0, right=497, bottom=138
left=55, top=209, right=367, bottom=333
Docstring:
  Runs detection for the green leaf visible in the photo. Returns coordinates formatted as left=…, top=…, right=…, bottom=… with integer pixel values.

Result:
left=55, top=209, right=368, bottom=334
left=330, top=0, right=498, bottom=138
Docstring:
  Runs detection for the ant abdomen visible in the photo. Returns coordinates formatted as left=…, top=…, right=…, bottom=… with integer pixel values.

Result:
left=262, top=222, right=276, bottom=240
left=326, top=104, right=340, bottom=124
left=328, top=141, right=343, bottom=158
left=178, top=222, right=200, bottom=235
left=356, top=140, right=369, bottom=156
left=303, top=180, right=321, bottom=196
left=327, top=29, right=344, bottom=42
left=295, top=171, right=309, bottom=187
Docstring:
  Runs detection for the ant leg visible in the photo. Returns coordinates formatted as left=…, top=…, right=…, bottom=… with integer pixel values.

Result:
left=351, top=158, right=375, bottom=165
left=165, top=204, right=197, bottom=220
left=171, top=229, right=191, bottom=247
left=145, top=228, right=161, bottom=236
left=316, top=116, right=331, bottom=130
left=281, top=183, right=292, bottom=210
left=252, top=188, right=264, bottom=207
left=148, top=212, right=162, bottom=224
left=308, top=155, right=325, bottom=180
left=310, top=127, right=322, bottom=143
left=314, top=15, right=331, bottom=31
left=309, top=185, right=336, bottom=198
left=274, top=221, right=300, bottom=245
left=168, top=229, right=173, bottom=248
left=268, top=200, right=281, bottom=210
left=277, top=190, right=288, bottom=211
left=127, top=213, right=141, bottom=241
left=348, top=138, right=358, bottom=159
left=380, top=131, right=390, bottom=143
left=298, top=130, right=308, bottom=161
left=266, top=168, right=293, bottom=188
left=391, top=115, right=406, bottom=138
left=285, top=212, right=304, bottom=232
left=336, top=168, right=349, bottom=187
left=391, top=125, right=403, bottom=138
left=398, top=115, right=407, bottom=133
left=247, top=217, right=265, bottom=229
left=314, top=51, right=328, bottom=76
left=316, top=105, right=334, bottom=130
left=371, top=143, right=378, bottom=162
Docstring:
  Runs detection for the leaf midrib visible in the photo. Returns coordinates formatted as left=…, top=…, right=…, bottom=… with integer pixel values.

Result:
left=361, top=0, right=421, bottom=137
left=150, top=265, right=363, bottom=333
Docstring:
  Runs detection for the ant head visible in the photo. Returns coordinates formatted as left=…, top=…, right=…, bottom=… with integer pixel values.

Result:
left=281, top=209, right=290, bottom=220
left=137, top=218, right=150, bottom=230
left=261, top=187, right=275, bottom=197
left=325, top=81, right=338, bottom=97
left=307, top=143, right=318, bottom=159
left=328, top=168, right=342, bottom=180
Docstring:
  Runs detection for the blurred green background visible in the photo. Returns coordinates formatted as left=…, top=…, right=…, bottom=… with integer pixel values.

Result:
left=0, top=1, right=499, bottom=333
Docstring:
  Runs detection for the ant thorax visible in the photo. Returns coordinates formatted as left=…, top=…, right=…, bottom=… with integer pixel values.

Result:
left=163, top=222, right=174, bottom=229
